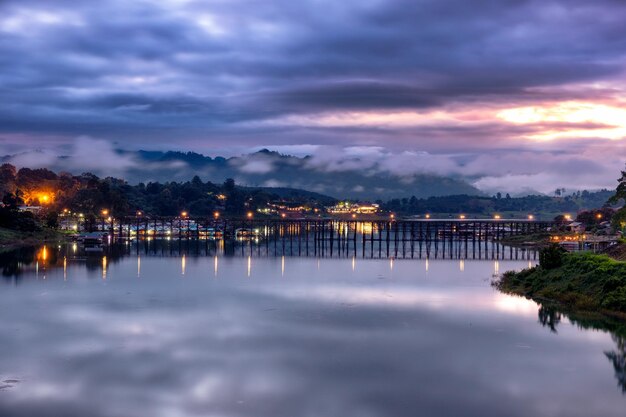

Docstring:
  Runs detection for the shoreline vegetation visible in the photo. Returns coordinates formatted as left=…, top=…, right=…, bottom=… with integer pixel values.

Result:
left=496, top=244, right=626, bottom=319
left=0, top=227, right=68, bottom=253
left=498, top=232, right=552, bottom=247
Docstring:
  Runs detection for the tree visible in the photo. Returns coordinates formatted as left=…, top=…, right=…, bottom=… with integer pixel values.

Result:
left=45, top=211, right=59, bottom=228
left=224, top=178, right=236, bottom=193
left=607, top=165, right=626, bottom=232
left=539, top=244, right=566, bottom=269
left=191, top=175, right=203, bottom=188
left=0, top=164, right=17, bottom=195
left=608, top=166, right=626, bottom=204
left=2, top=190, right=23, bottom=208
left=612, top=208, right=626, bottom=232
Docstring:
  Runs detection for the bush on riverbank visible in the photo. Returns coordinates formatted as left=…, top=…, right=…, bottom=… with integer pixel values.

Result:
left=497, top=250, right=626, bottom=315
left=538, top=244, right=567, bottom=269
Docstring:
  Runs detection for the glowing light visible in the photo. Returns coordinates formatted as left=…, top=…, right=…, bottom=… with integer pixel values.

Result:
left=36, top=192, right=52, bottom=205
left=247, top=212, right=253, bottom=219
left=247, top=256, right=251, bottom=277
left=137, top=256, right=141, bottom=277
left=528, top=215, right=534, bottom=220
left=136, top=211, right=142, bottom=216
left=425, top=259, right=429, bottom=272
left=352, top=256, right=356, bottom=271
left=425, top=214, right=431, bottom=219
left=390, top=257, right=394, bottom=271
left=39, top=246, right=48, bottom=262
left=214, top=256, right=218, bottom=277
left=281, top=256, right=285, bottom=276
left=63, top=256, right=67, bottom=280
left=102, top=256, right=107, bottom=279
left=181, top=211, right=188, bottom=218
left=214, top=211, right=220, bottom=219
left=494, top=215, right=501, bottom=220
left=101, top=209, right=109, bottom=216
left=181, top=255, right=186, bottom=275
left=459, top=214, right=466, bottom=219
left=459, top=259, right=465, bottom=272
left=497, top=101, right=626, bottom=141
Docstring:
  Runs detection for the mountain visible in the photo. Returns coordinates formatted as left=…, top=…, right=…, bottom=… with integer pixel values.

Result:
left=2, top=149, right=481, bottom=200
left=123, top=149, right=481, bottom=200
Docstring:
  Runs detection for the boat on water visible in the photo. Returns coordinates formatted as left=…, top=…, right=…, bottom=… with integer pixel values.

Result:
left=78, top=232, right=107, bottom=252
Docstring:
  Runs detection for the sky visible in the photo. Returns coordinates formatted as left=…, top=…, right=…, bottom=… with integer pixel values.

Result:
left=0, top=0, right=625, bottom=193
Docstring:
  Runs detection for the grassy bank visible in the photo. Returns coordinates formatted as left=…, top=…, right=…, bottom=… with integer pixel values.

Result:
left=499, top=231, right=552, bottom=247
left=0, top=227, right=68, bottom=252
left=496, top=249, right=626, bottom=318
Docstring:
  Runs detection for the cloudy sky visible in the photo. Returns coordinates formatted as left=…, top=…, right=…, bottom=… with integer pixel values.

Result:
left=0, top=0, right=625, bottom=193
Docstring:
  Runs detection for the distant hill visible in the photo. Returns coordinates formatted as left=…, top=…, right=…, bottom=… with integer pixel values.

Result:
left=121, top=149, right=481, bottom=200
left=239, top=186, right=337, bottom=206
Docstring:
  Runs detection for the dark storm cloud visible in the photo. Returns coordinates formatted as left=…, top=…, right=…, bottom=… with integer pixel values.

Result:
left=1, top=0, right=626, bottom=147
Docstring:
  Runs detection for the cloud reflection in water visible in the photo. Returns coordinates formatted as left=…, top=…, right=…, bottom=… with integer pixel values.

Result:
left=0, top=253, right=623, bottom=417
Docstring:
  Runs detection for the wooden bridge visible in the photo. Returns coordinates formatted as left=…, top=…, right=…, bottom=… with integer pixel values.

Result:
left=85, top=218, right=552, bottom=260
left=93, top=218, right=552, bottom=240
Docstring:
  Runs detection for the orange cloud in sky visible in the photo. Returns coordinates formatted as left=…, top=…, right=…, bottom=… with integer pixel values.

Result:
left=497, top=101, right=626, bottom=141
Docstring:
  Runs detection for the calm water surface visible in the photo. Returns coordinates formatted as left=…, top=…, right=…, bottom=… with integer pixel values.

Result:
left=0, top=243, right=624, bottom=417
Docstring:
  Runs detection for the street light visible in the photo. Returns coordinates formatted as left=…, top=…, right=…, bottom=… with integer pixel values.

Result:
left=528, top=214, right=534, bottom=220
left=100, top=209, right=109, bottom=234
left=494, top=214, right=501, bottom=220
left=425, top=214, right=431, bottom=219
left=181, top=211, right=188, bottom=218
left=213, top=211, right=220, bottom=219
left=596, top=213, right=603, bottom=220
left=247, top=212, right=253, bottom=219
left=459, top=214, right=466, bottom=219
left=390, top=214, right=395, bottom=220
left=136, top=210, right=142, bottom=217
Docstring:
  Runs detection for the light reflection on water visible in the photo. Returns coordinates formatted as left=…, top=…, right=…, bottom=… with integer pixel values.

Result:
left=0, top=243, right=624, bottom=417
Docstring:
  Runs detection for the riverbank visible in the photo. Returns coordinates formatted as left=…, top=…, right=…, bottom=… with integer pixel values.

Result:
left=605, top=242, right=626, bottom=261
left=496, top=248, right=626, bottom=318
left=0, top=227, right=68, bottom=253
left=499, top=231, right=552, bottom=247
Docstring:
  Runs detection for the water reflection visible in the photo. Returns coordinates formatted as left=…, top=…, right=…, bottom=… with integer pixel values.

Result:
left=0, top=243, right=624, bottom=417
left=535, top=304, right=626, bottom=393
left=607, top=336, right=626, bottom=393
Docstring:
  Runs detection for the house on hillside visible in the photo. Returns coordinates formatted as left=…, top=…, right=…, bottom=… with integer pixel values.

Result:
left=565, top=222, right=585, bottom=233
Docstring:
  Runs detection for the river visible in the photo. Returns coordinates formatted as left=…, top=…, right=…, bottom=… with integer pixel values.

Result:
left=0, top=242, right=623, bottom=416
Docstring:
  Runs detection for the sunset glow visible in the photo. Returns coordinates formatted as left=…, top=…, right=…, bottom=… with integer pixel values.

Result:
left=497, top=101, right=626, bottom=141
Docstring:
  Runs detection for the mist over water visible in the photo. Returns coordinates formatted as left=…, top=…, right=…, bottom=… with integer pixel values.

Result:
left=0, top=243, right=624, bottom=417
